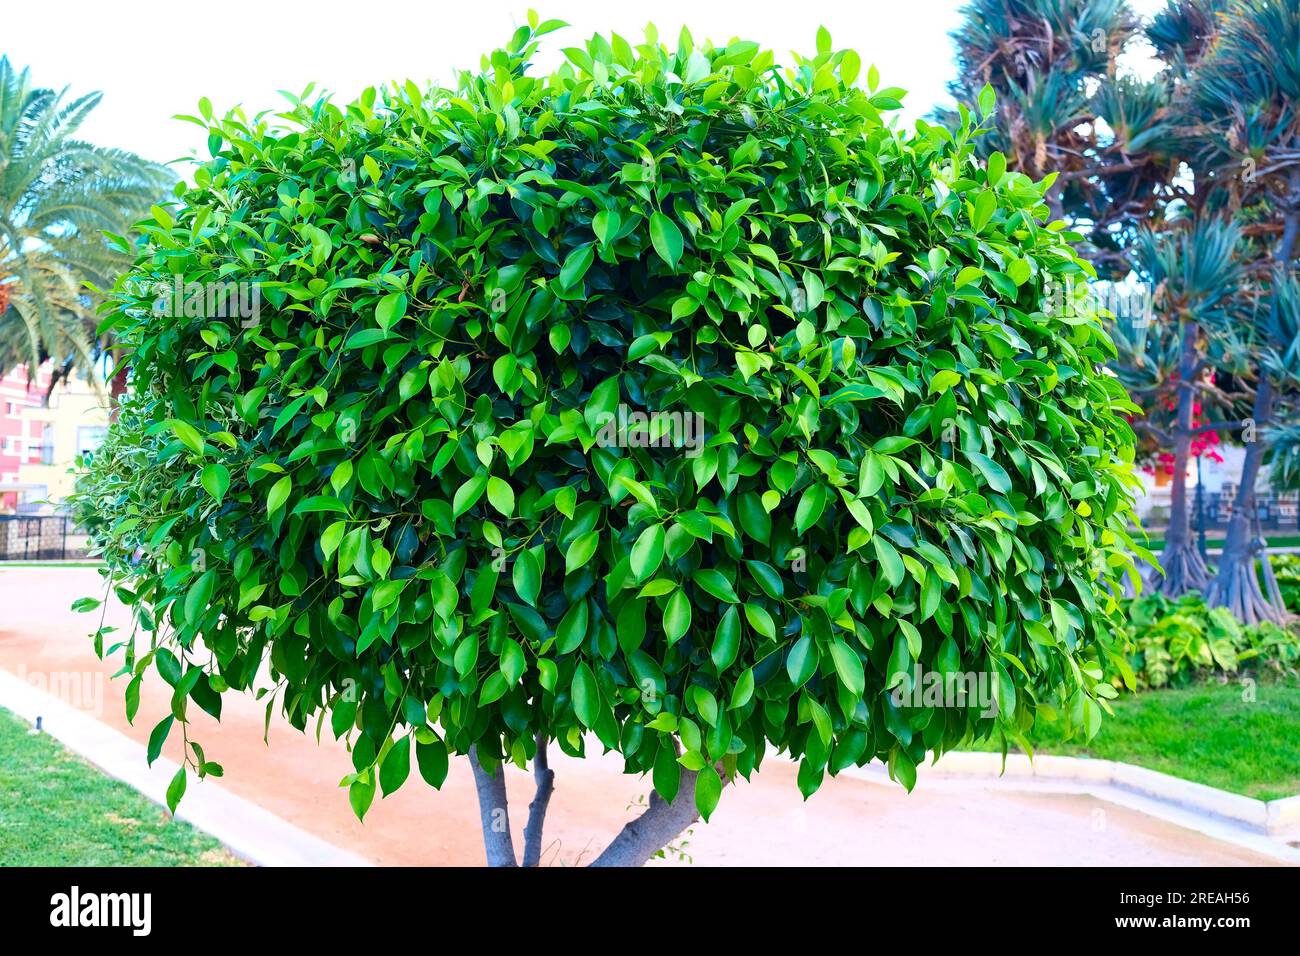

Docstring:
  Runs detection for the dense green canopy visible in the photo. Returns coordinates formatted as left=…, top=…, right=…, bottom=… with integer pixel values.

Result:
left=75, top=17, right=1143, bottom=822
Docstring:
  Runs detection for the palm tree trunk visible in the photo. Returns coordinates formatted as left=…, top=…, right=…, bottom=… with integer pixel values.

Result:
left=1154, top=316, right=1211, bottom=596
left=1205, top=165, right=1300, bottom=623
left=1044, top=176, right=1065, bottom=223
left=108, top=345, right=129, bottom=421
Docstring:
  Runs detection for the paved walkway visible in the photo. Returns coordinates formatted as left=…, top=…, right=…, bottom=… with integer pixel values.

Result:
left=0, top=566, right=1285, bottom=866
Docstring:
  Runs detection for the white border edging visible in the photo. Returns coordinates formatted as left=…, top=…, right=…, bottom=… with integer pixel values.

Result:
left=0, top=668, right=370, bottom=867
left=928, top=752, right=1277, bottom=829
left=835, top=750, right=1300, bottom=863
left=1267, top=795, right=1300, bottom=835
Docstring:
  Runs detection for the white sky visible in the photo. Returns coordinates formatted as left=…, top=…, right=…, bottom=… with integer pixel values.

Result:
left=7, top=0, right=1168, bottom=167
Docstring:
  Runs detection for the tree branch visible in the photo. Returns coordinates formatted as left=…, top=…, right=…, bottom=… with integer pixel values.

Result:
left=589, top=770, right=704, bottom=868
left=469, top=745, right=518, bottom=867
left=521, top=734, right=555, bottom=868
left=1131, top=419, right=1172, bottom=444
left=1131, top=417, right=1246, bottom=444
left=1057, top=159, right=1140, bottom=183
left=1190, top=419, right=1248, bottom=435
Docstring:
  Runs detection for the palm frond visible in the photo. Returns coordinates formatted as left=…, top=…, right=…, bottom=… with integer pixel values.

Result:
left=1128, top=216, right=1245, bottom=323
left=1147, top=0, right=1232, bottom=72
left=0, top=58, right=172, bottom=381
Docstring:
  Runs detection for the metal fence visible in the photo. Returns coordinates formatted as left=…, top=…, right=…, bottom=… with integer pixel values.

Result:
left=1197, top=491, right=1300, bottom=532
left=0, top=515, right=88, bottom=561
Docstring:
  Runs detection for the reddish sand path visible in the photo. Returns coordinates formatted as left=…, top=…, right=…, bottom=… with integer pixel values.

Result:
left=0, top=566, right=1284, bottom=866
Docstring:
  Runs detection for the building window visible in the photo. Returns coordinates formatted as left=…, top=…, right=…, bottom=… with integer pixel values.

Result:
left=77, top=426, right=108, bottom=457
left=39, top=424, right=54, bottom=465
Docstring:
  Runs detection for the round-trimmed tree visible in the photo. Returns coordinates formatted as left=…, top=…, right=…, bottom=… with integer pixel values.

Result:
left=75, top=16, right=1142, bottom=866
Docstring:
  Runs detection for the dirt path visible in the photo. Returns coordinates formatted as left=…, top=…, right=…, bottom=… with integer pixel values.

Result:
left=0, top=566, right=1284, bottom=867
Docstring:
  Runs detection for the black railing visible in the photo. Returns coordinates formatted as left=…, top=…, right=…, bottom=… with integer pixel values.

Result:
left=0, top=515, right=85, bottom=561
left=1195, top=492, right=1300, bottom=532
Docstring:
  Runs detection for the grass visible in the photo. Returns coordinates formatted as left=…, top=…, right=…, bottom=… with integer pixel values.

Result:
left=974, top=682, right=1300, bottom=801
left=0, top=708, right=243, bottom=866
left=1135, top=533, right=1300, bottom=551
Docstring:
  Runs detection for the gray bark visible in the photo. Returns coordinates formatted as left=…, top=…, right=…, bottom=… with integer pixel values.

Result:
left=1153, top=316, right=1211, bottom=596
left=521, top=734, right=555, bottom=867
left=1205, top=162, right=1300, bottom=623
left=469, top=745, right=517, bottom=867
left=466, top=744, right=720, bottom=868
left=589, top=769, right=703, bottom=868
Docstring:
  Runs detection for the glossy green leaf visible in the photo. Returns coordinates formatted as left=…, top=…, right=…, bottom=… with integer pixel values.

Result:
left=695, top=764, right=722, bottom=822
left=572, top=662, right=599, bottom=727
left=649, top=212, right=684, bottom=269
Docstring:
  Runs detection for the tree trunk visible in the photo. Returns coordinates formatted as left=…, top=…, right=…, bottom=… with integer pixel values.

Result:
left=108, top=347, right=129, bottom=422
left=588, top=770, right=704, bottom=868
left=1203, top=379, right=1284, bottom=624
left=520, top=734, right=554, bottom=867
left=468, top=745, right=518, bottom=867
left=1153, top=317, right=1211, bottom=596
left=1205, top=164, right=1300, bottom=623
left=467, top=742, right=706, bottom=867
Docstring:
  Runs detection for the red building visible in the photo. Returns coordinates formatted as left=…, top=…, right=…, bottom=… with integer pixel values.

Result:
left=0, top=364, right=53, bottom=511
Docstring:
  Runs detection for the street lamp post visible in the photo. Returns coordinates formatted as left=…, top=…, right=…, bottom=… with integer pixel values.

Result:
left=1195, top=455, right=1208, bottom=561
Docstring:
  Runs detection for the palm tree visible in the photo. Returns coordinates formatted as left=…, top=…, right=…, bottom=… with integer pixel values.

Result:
left=1173, top=0, right=1300, bottom=623
left=1124, top=218, right=1248, bottom=595
left=0, top=56, right=171, bottom=396
left=943, top=0, right=1171, bottom=245
left=944, top=0, right=1223, bottom=598
left=1109, top=237, right=1257, bottom=575
left=944, top=0, right=1300, bottom=616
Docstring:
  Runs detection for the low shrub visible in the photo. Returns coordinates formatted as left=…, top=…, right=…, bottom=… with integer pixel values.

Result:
left=1111, top=592, right=1299, bottom=689
left=1264, top=553, right=1300, bottom=615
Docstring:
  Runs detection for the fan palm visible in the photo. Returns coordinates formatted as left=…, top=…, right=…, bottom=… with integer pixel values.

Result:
left=0, top=56, right=172, bottom=395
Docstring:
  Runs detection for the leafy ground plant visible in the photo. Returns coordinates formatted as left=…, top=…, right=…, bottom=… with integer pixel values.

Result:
left=1264, top=553, right=1300, bottom=615
left=1113, top=592, right=1299, bottom=689
left=73, top=15, right=1144, bottom=866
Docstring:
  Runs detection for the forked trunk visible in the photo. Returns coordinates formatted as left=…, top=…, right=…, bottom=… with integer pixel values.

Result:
left=1205, top=166, right=1300, bottom=623
left=468, top=739, right=705, bottom=867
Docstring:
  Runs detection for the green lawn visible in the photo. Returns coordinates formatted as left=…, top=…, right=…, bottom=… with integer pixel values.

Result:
left=1135, top=534, right=1300, bottom=551
left=976, top=683, right=1300, bottom=801
left=0, top=708, right=242, bottom=866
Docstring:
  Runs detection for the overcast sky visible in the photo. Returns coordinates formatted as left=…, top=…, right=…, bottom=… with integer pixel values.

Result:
left=7, top=0, right=1166, bottom=168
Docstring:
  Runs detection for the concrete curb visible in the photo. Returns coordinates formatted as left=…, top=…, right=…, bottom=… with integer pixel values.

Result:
left=933, top=751, right=1300, bottom=835
left=836, top=750, right=1300, bottom=863
left=0, top=668, right=371, bottom=867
